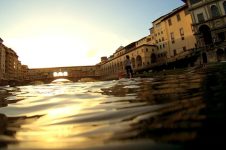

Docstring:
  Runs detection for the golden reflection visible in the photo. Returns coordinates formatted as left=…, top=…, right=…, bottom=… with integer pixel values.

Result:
left=51, top=78, right=72, bottom=83
left=14, top=98, right=108, bottom=149
left=1, top=64, right=226, bottom=149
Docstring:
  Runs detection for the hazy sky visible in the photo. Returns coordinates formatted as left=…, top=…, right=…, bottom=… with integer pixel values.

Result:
left=0, top=0, right=184, bottom=68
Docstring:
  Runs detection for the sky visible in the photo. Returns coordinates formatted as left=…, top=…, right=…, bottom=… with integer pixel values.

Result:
left=0, top=0, right=184, bottom=68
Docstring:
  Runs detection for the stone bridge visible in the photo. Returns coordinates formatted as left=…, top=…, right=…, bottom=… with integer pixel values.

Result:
left=26, top=65, right=101, bottom=84
left=26, top=75, right=100, bottom=84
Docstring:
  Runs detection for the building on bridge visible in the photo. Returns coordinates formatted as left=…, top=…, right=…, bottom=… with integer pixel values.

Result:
left=181, top=0, right=226, bottom=63
left=27, top=65, right=101, bottom=84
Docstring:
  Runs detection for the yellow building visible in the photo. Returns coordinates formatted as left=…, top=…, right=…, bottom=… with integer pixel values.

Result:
left=100, top=37, right=157, bottom=80
left=149, top=15, right=169, bottom=63
left=164, top=5, right=196, bottom=58
left=148, top=5, right=196, bottom=64
left=182, top=0, right=226, bottom=62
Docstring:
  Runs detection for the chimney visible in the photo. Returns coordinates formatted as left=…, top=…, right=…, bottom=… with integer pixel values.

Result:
left=101, top=56, right=108, bottom=62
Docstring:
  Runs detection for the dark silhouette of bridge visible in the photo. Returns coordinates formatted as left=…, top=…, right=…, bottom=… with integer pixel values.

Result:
left=23, top=65, right=101, bottom=85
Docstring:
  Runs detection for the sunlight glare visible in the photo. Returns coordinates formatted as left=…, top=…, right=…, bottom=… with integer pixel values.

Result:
left=53, top=72, right=58, bottom=77
left=53, top=71, right=68, bottom=77
left=63, top=72, right=68, bottom=76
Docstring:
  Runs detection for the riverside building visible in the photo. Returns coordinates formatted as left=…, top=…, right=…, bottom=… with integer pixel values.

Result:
left=0, top=38, right=28, bottom=85
left=99, top=5, right=197, bottom=79
left=99, top=38, right=157, bottom=80
left=181, top=0, right=226, bottom=62
left=147, top=4, right=197, bottom=64
left=0, top=38, right=6, bottom=81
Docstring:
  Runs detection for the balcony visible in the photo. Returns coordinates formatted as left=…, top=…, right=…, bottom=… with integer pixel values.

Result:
left=188, top=0, right=219, bottom=11
left=193, top=15, right=226, bottom=32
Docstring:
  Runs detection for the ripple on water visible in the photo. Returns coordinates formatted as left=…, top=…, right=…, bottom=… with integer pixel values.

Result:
left=1, top=65, right=226, bottom=149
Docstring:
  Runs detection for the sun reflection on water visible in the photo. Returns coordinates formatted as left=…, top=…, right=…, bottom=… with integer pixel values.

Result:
left=1, top=65, right=226, bottom=149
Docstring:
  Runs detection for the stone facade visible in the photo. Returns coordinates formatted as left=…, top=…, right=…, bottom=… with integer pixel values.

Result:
left=182, top=0, right=226, bottom=63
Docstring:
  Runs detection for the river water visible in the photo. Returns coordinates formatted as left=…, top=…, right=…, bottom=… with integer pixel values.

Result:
left=0, top=64, right=225, bottom=150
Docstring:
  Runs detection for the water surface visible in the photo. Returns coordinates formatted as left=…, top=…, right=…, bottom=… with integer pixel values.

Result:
left=0, top=64, right=225, bottom=149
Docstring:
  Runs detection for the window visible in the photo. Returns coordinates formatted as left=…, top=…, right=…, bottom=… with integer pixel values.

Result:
left=183, top=47, right=186, bottom=52
left=197, top=13, right=205, bottom=23
left=224, top=1, right=226, bottom=14
left=162, top=37, right=164, bottom=41
left=180, top=28, right=184, bottom=36
left=163, top=43, right=165, bottom=48
left=170, top=32, right=175, bottom=43
left=180, top=28, right=184, bottom=40
left=177, top=14, right=181, bottom=21
left=211, top=5, right=220, bottom=18
left=173, top=49, right=177, bottom=56
left=190, top=0, right=202, bottom=5
left=168, top=19, right=172, bottom=26
left=218, top=32, right=225, bottom=42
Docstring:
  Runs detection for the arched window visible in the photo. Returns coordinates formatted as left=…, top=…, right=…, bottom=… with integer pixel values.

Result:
left=199, top=25, right=213, bottom=45
left=136, top=55, right=142, bottom=68
left=223, top=1, right=226, bottom=14
left=211, top=5, right=220, bottom=18
left=151, top=53, right=157, bottom=64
